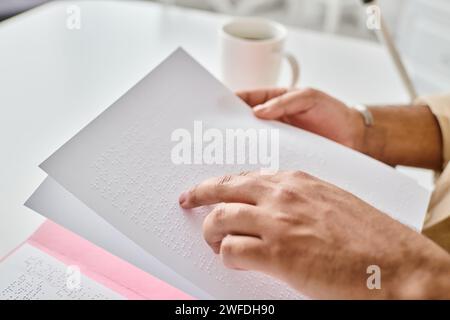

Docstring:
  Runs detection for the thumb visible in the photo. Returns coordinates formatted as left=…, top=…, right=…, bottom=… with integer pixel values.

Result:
left=253, top=89, right=314, bottom=120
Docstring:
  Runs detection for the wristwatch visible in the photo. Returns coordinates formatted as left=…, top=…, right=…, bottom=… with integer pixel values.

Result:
left=352, top=104, right=374, bottom=127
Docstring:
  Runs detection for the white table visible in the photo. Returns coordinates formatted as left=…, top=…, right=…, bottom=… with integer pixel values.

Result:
left=0, top=0, right=415, bottom=258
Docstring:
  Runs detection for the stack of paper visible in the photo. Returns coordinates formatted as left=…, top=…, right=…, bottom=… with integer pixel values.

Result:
left=0, top=221, right=190, bottom=300
left=25, top=48, right=430, bottom=299
left=0, top=244, right=124, bottom=300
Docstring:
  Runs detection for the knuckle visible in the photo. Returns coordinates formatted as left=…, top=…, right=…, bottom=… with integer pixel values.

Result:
left=235, top=205, right=248, bottom=218
left=290, top=170, right=311, bottom=180
left=203, top=208, right=226, bottom=250
left=220, top=236, right=235, bottom=257
left=218, top=174, right=233, bottom=186
left=270, top=170, right=285, bottom=179
left=273, top=212, right=302, bottom=226
left=202, top=213, right=214, bottom=240
left=234, top=176, right=265, bottom=196
left=311, top=180, right=329, bottom=193
left=238, top=171, right=251, bottom=177
left=239, top=176, right=259, bottom=189
left=188, top=185, right=199, bottom=205
left=272, top=185, right=299, bottom=202
left=211, top=204, right=227, bottom=225
left=301, top=87, right=317, bottom=97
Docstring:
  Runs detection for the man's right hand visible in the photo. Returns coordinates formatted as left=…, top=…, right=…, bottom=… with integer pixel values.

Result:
left=237, top=87, right=366, bottom=151
left=180, top=171, right=450, bottom=299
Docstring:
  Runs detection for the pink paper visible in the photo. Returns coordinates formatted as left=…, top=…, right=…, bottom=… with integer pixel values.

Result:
left=27, top=220, right=192, bottom=300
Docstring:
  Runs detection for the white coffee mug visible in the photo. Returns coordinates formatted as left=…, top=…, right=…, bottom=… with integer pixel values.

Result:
left=220, top=17, right=300, bottom=91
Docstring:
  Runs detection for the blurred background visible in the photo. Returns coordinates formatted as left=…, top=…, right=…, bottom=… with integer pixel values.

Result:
left=1, top=0, right=449, bottom=94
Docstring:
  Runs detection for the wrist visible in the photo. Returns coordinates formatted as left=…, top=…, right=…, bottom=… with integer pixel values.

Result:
left=352, top=104, right=443, bottom=169
left=351, top=106, right=390, bottom=164
left=347, top=107, right=373, bottom=155
left=394, top=264, right=450, bottom=299
left=387, top=249, right=450, bottom=299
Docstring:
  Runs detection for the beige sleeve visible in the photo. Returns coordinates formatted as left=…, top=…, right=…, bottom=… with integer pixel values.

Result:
left=418, top=94, right=450, bottom=252
left=417, top=94, right=450, bottom=168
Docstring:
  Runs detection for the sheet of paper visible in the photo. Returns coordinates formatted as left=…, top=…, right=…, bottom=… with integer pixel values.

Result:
left=35, top=48, right=429, bottom=299
left=0, top=244, right=123, bottom=300
left=25, top=177, right=207, bottom=299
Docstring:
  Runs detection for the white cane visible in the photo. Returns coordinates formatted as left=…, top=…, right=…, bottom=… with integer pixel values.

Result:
left=362, top=0, right=417, bottom=102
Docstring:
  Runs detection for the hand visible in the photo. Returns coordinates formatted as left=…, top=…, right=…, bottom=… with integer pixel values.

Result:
left=179, top=171, right=450, bottom=299
left=237, top=88, right=443, bottom=170
left=237, top=87, right=365, bottom=151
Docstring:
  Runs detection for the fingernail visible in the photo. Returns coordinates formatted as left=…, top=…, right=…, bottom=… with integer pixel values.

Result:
left=254, top=104, right=274, bottom=118
left=253, top=104, right=268, bottom=113
left=179, top=191, right=188, bottom=207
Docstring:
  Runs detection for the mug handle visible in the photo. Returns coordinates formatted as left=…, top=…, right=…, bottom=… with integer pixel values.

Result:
left=283, top=53, right=300, bottom=88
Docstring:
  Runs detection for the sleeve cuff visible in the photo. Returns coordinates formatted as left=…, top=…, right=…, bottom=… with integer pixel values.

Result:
left=416, top=94, right=450, bottom=169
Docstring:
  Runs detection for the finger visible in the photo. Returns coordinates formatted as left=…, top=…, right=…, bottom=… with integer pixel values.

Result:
left=239, top=170, right=314, bottom=188
left=236, top=88, right=288, bottom=107
left=203, top=203, right=269, bottom=253
left=253, top=88, right=316, bottom=120
left=179, top=174, right=272, bottom=209
left=237, top=170, right=285, bottom=184
left=220, top=235, right=268, bottom=271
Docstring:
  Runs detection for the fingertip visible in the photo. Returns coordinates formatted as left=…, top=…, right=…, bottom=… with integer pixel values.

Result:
left=178, top=191, right=190, bottom=209
left=253, top=105, right=276, bottom=119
